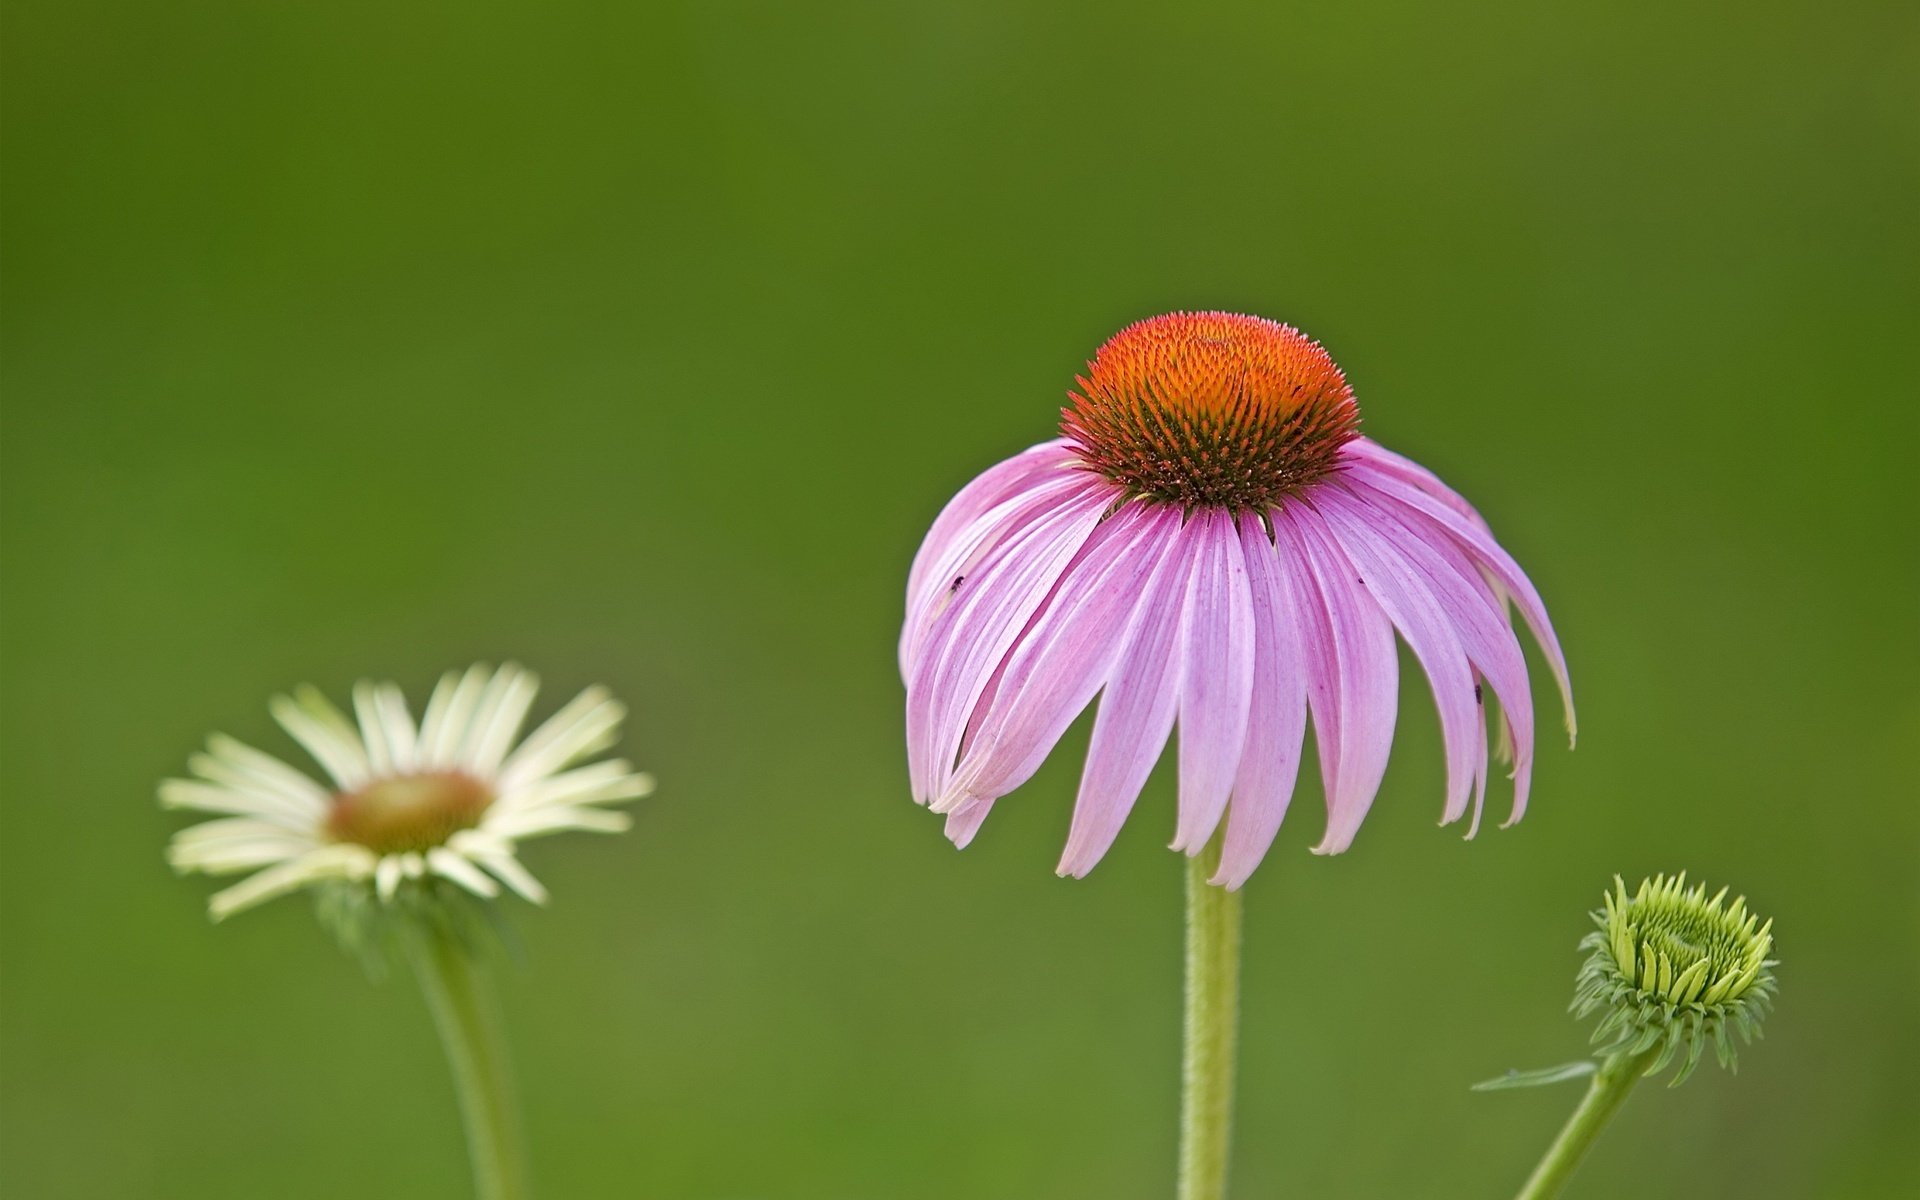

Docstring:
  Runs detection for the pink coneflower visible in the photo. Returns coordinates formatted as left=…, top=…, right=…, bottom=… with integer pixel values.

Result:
left=901, top=312, right=1574, bottom=889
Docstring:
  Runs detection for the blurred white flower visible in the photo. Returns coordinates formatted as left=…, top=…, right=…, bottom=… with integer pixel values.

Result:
left=163, top=663, right=652, bottom=920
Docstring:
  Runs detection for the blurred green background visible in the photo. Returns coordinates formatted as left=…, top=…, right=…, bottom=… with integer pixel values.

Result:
left=4, top=1, right=1916, bottom=1197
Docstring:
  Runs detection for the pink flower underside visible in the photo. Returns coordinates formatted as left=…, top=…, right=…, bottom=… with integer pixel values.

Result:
left=901, top=438, right=1575, bottom=889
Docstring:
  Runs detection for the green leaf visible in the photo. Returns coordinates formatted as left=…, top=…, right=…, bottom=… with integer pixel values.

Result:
left=1471, top=1061, right=1598, bottom=1092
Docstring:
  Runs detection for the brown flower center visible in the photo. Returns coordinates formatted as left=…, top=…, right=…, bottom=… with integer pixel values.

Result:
left=326, top=771, right=493, bottom=856
left=1061, top=311, right=1359, bottom=511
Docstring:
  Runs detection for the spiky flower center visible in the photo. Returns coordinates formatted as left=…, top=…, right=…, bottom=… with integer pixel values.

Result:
left=327, top=771, right=493, bottom=856
left=1061, top=311, right=1359, bottom=510
left=1574, top=873, right=1777, bottom=1083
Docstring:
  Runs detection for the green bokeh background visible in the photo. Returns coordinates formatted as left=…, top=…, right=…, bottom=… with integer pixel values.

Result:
left=4, top=2, right=1916, bottom=1197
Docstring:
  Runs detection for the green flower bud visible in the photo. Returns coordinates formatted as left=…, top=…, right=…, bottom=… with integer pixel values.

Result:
left=1574, top=873, right=1777, bottom=1085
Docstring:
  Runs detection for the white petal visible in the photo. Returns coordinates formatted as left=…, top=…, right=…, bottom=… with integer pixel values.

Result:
left=269, top=686, right=370, bottom=788
left=170, top=815, right=295, bottom=841
left=159, top=780, right=317, bottom=826
left=496, top=688, right=624, bottom=791
left=195, top=737, right=330, bottom=814
left=427, top=848, right=500, bottom=898
left=206, top=845, right=370, bottom=921
left=414, top=670, right=464, bottom=761
left=169, top=819, right=318, bottom=873
left=446, top=828, right=508, bottom=855
left=353, top=682, right=395, bottom=776
left=494, top=760, right=654, bottom=814
left=375, top=683, right=420, bottom=773
left=172, top=840, right=311, bottom=873
left=419, top=665, right=490, bottom=769
left=474, top=852, right=548, bottom=904
left=375, top=854, right=405, bottom=901
left=485, top=804, right=632, bottom=840
left=464, top=665, right=539, bottom=775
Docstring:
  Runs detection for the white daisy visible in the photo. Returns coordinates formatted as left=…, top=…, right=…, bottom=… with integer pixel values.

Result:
left=163, top=663, right=653, bottom=920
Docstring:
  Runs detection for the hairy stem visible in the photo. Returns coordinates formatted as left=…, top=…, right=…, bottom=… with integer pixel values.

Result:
left=1177, top=837, right=1244, bottom=1200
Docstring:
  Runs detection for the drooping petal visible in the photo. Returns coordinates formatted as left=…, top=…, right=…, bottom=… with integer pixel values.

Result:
left=1317, top=487, right=1481, bottom=825
left=903, top=441, right=1082, bottom=651
left=943, top=795, right=995, bottom=849
left=1341, top=442, right=1521, bottom=707
left=1274, top=504, right=1400, bottom=855
left=1340, top=438, right=1489, bottom=528
left=1344, top=483, right=1538, bottom=827
left=1172, top=508, right=1255, bottom=855
left=902, top=465, right=1095, bottom=673
left=940, top=501, right=1183, bottom=816
left=1468, top=668, right=1492, bottom=835
left=1212, top=512, right=1309, bottom=889
left=1345, top=462, right=1575, bottom=743
left=905, top=480, right=1111, bottom=803
left=1056, top=512, right=1197, bottom=877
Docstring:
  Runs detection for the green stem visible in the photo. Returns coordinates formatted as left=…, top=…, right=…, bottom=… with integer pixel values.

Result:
left=1177, top=836, right=1244, bottom=1200
left=409, top=920, right=530, bottom=1200
left=1513, top=1046, right=1660, bottom=1200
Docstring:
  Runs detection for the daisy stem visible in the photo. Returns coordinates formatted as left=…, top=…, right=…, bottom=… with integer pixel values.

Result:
left=1512, top=1045, right=1660, bottom=1200
left=1177, top=835, right=1243, bottom=1200
left=410, top=919, right=530, bottom=1200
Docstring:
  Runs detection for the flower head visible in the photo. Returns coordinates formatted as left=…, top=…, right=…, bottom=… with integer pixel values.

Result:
left=1575, top=873, right=1778, bottom=1084
left=163, top=663, right=653, bottom=920
left=1063, top=312, right=1358, bottom=510
left=901, top=312, right=1574, bottom=887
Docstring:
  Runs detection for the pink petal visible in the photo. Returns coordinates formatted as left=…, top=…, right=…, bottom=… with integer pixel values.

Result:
left=903, top=440, right=1083, bottom=665
left=1171, top=509, right=1255, bottom=855
left=940, top=502, right=1182, bottom=815
left=944, top=795, right=995, bottom=849
left=1339, top=438, right=1489, bottom=529
left=1316, top=487, right=1481, bottom=826
left=1344, top=462, right=1575, bottom=744
left=1468, top=669, right=1492, bottom=835
left=1055, top=512, right=1199, bottom=877
left=1212, top=512, right=1309, bottom=889
left=904, top=480, right=1110, bottom=803
left=1274, top=504, right=1400, bottom=855
left=902, top=465, right=1098, bottom=675
left=1344, top=483, right=1538, bottom=828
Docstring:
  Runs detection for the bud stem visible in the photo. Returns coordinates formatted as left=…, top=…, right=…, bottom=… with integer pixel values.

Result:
left=409, top=919, right=531, bottom=1200
left=1512, top=1045, right=1661, bottom=1200
left=1177, top=835, right=1243, bottom=1200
